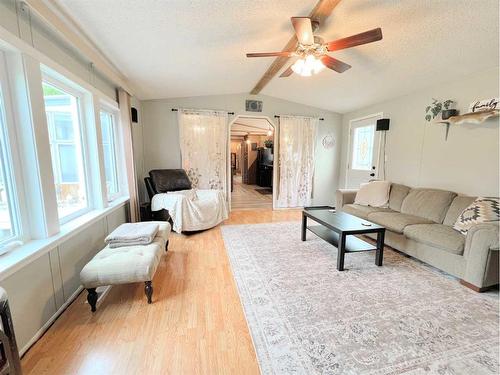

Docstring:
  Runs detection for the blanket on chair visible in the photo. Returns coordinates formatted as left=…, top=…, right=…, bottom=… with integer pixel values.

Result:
left=105, top=222, right=159, bottom=248
left=151, top=189, right=228, bottom=233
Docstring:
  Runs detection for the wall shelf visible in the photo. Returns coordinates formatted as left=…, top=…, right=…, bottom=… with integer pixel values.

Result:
left=433, top=109, right=499, bottom=140
left=434, top=109, right=499, bottom=125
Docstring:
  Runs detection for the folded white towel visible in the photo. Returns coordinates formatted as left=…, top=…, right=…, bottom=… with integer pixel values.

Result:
left=105, top=222, right=159, bottom=248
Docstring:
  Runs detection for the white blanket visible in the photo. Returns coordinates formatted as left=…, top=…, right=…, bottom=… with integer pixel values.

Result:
left=151, top=189, right=228, bottom=233
left=105, top=222, right=159, bottom=248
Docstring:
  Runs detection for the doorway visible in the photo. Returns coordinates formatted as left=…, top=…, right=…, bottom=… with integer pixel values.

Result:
left=229, top=116, right=275, bottom=210
left=345, top=113, right=383, bottom=188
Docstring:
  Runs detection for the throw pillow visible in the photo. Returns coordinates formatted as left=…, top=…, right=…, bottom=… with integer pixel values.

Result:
left=453, top=197, right=500, bottom=234
left=354, top=180, right=391, bottom=207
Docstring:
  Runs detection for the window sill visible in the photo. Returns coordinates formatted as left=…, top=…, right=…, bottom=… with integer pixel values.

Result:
left=0, top=196, right=130, bottom=281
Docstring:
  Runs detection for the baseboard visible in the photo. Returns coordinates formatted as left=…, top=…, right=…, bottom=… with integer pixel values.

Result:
left=20, top=286, right=83, bottom=357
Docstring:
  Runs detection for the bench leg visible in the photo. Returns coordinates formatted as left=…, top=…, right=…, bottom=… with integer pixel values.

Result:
left=165, top=240, right=169, bottom=252
left=87, top=288, right=98, bottom=312
left=145, top=281, right=153, bottom=304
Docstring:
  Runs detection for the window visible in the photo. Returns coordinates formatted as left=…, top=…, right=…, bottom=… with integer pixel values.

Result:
left=43, top=81, right=88, bottom=221
left=99, top=110, right=120, bottom=200
left=0, top=69, right=21, bottom=245
left=351, top=124, right=375, bottom=171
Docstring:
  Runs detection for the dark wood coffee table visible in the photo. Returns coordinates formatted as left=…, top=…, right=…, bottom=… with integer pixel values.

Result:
left=301, top=207, right=386, bottom=271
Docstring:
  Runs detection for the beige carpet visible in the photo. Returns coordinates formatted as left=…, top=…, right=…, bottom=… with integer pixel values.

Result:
left=221, top=222, right=499, bottom=375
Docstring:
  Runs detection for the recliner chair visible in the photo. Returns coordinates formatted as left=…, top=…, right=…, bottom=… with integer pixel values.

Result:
left=144, top=169, right=192, bottom=224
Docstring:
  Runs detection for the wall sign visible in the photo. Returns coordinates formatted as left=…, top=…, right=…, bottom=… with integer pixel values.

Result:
left=468, top=97, right=499, bottom=113
left=322, top=134, right=335, bottom=149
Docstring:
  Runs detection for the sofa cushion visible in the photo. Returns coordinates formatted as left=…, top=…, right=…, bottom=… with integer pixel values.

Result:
left=367, top=212, right=433, bottom=234
left=400, top=189, right=457, bottom=223
left=149, top=169, right=192, bottom=193
left=404, top=224, right=465, bottom=255
left=443, top=196, right=476, bottom=226
left=388, top=183, right=411, bottom=211
left=342, top=204, right=394, bottom=220
left=354, top=181, right=391, bottom=207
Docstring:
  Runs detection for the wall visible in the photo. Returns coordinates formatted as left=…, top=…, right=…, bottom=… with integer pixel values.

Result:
left=141, top=93, right=343, bottom=206
left=0, top=0, right=116, bottom=99
left=340, top=67, right=500, bottom=197
left=0, top=203, right=128, bottom=354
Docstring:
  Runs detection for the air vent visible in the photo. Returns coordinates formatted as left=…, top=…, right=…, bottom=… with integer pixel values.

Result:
left=246, top=100, right=263, bottom=112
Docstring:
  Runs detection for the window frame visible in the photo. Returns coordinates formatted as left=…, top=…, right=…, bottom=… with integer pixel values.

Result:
left=42, top=73, right=92, bottom=224
left=99, top=102, right=125, bottom=202
left=0, top=51, right=28, bottom=247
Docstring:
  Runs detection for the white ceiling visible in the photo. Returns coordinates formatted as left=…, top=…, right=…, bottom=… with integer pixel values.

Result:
left=54, top=0, right=499, bottom=113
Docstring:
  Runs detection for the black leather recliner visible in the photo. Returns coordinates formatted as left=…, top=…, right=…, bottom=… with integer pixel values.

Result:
left=144, top=169, right=192, bottom=223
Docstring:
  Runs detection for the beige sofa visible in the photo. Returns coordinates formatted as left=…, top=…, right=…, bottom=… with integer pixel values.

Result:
left=336, top=184, right=499, bottom=291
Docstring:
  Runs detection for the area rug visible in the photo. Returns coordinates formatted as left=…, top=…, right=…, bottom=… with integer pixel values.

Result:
left=221, top=222, right=499, bottom=375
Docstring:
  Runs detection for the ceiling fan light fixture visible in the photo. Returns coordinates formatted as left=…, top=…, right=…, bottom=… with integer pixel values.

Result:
left=291, top=54, right=324, bottom=77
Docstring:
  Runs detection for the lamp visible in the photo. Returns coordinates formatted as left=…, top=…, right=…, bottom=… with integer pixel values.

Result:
left=291, top=55, right=325, bottom=77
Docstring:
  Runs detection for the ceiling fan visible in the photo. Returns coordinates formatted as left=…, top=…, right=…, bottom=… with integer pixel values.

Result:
left=246, top=17, right=382, bottom=77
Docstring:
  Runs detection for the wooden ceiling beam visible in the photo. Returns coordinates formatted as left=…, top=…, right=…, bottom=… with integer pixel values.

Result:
left=249, top=0, right=342, bottom=95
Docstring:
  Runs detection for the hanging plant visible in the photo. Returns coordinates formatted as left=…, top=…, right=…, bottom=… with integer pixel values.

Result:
left=425, top=98, right=454, bottom=122
left=264, top=139, right=273, bottom=148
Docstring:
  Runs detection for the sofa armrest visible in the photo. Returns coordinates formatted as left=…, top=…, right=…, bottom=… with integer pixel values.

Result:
left=463, top=222, right=499, bottom=289
left=336, top=189, right=358, bottom=211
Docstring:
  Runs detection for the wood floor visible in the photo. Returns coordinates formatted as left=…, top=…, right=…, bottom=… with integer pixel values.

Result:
left=231, top=175, right=273, bottom=210
left=21, top=209, right=301, bottom=375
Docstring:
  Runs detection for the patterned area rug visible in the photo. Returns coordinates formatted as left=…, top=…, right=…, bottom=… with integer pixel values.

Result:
left=221, top=222, right=499, bottom=375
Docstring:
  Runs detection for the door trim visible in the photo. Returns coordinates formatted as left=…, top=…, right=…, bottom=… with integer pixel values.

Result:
left=345, top=112, right=383, bottom=188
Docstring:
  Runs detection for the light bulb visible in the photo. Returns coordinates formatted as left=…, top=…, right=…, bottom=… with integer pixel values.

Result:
left=291, top=59, right=305, bottom=75
left=246, top=139, right=251, bottom=144
left=267, top=130, right=272, bottom=136
left=313, top=58, right=325, bottom=74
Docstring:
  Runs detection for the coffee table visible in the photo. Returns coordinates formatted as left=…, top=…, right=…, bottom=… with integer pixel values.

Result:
left=301, top=207, right=386, bottom=271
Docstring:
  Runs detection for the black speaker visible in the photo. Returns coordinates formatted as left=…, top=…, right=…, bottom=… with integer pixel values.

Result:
left=376, top=118, right=390, bottom=131
left=131, top=107, right=138, bottom=123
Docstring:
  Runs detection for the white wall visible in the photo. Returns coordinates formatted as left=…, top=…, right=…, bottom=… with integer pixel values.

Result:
left=0, top=0, right=116, bottom=99
left=140, top=93, right=343, bottom=206
left=340, top=67, right=500, bottom=197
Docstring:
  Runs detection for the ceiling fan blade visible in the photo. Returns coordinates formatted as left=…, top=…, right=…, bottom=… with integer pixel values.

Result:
left=250, top=0, right=342, bottom=94
left=279, top=64, right=294, bottom=77
left=291, top=17, right=314, bottom=45
left=326, top=28, right=383, bottom=52
left=246, top=52, right=295, bottom=58
left=319, top=55, right=351, bottom=73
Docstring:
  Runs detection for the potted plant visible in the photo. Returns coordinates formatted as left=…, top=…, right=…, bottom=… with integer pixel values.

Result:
left=425, top=98, right=457, bottom=121
left=264, top=139, right=273, bottom=149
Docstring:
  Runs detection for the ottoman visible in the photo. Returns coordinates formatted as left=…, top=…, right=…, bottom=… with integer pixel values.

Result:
left=80, top=222, right=171, bottom=311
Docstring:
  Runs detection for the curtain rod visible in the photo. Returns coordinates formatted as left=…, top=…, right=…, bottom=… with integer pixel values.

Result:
left=274, top=115, right=324, bottom=121
left=171, top=108, right=235, bottom=115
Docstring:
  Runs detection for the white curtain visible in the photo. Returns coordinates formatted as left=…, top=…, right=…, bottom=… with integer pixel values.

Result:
left=178, top=109, right=229, bottom=197
left=277, top=115, right=318, bottom=208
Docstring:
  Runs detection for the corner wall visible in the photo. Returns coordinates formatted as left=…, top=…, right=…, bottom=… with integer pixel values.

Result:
left=140, top=93, right=343, bottom=206
left=339, top=67, right=500, bottom=197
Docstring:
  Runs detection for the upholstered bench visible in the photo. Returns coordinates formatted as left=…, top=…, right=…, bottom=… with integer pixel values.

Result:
left=80, top=222, right=171, bottom=312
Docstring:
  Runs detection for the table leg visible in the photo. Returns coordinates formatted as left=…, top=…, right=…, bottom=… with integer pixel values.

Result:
left=337, top=233, right=346, bottom=271
left=301, top=213, right=307, bottom=241
left=376, top=230, right=385, bottom=266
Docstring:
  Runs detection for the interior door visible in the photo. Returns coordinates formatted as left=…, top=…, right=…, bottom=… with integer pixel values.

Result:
left=346, top=114, right=382, bottom=188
